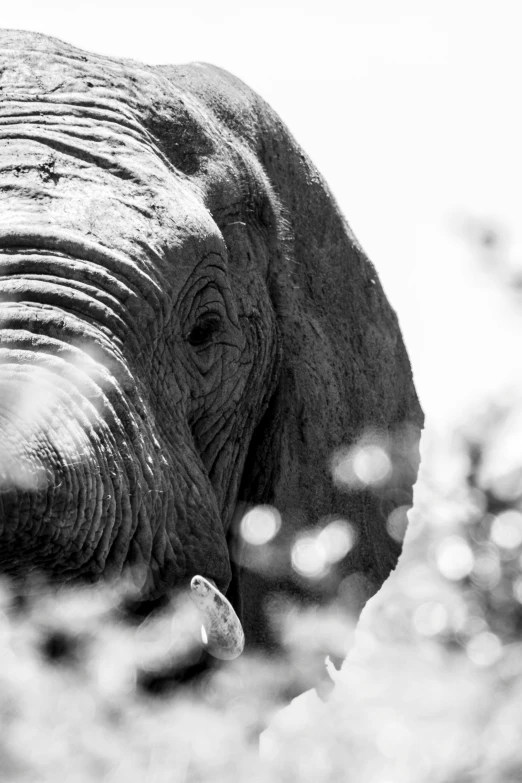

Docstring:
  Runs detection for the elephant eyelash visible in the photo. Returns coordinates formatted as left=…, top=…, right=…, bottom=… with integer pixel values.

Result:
left=187, top=314, right=223, bottom=347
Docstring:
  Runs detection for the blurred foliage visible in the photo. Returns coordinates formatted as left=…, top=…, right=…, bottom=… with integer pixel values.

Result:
left=3, top=411, right=522, bottom=781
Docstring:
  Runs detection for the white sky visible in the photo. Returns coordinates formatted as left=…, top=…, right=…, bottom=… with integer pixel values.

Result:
left=2, top=0, right=522, bottom=432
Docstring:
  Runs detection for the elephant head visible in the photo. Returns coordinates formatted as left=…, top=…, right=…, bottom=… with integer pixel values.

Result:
left=0, top=31, right=423, bottom=670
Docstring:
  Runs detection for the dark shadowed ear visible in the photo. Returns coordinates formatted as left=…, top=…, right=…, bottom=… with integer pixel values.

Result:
left=156, top=64, right=423, bottom=658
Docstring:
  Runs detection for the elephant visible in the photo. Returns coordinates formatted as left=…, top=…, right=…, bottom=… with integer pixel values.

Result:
left=0, top=30, right=423, bottom=684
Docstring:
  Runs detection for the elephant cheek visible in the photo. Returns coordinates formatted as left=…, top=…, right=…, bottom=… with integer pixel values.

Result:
left=158, top=445, right=233, bottom=596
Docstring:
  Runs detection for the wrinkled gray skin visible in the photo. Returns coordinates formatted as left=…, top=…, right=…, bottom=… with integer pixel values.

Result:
left=0, top=31, right=423, bottom=663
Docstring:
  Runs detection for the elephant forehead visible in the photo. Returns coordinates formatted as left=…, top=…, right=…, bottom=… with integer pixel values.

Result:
left=0, top=32, right=270, bottom=282
left=0, top=134, right=208, bottom=225
left=0, top=31, right=217, bottom=176
left=0, top=137, right=225, bottom=297
left=0, top=33, right=274, bottom=224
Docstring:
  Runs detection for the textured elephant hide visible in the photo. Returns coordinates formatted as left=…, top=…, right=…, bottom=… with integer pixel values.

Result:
left=0, top=31, right=423, bottom=672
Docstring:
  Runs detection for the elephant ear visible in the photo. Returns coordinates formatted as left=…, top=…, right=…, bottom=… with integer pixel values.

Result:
left=155, top=64, right=423, bottom=656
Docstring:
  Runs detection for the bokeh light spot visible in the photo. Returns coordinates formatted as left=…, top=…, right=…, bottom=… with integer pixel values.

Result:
left=466, top=632, right=502, bottom=667
left=490, top=510, right=522, bottom=549
left=471, top=550, right=501, bottom=588
left=490, top=469, right=522, bottom=502
left=240, top=505, right=281, bottom=546
left=317, top=519, right=355, bottom=562
left=291, top=536, right=328, bottom=579
left=413, top=601, right=448, bottom=636
left=353, top=445, right=392, bottom=486
left=436, top=536, right=474, bottom=580
left=386, top=506, right=410, bottom=542
left=331, top=448, right=356, bottom=487
left=331, top=435, right=392, bottom=489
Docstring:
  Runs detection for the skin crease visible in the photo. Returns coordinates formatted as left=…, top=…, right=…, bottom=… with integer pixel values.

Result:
left=0, top=30, right=423, bottom=676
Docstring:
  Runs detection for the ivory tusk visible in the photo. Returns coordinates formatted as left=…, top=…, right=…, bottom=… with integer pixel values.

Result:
left=189, top=575, right=245, bottom=661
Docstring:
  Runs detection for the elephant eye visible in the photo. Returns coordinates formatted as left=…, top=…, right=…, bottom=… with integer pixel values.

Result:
left=187, top=314, right=223, bottom=347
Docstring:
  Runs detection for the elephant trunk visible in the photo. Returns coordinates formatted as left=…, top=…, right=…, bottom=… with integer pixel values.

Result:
left=0, top=251, right=141, bottom=577
left=0, top=244, right=232, bottom=594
